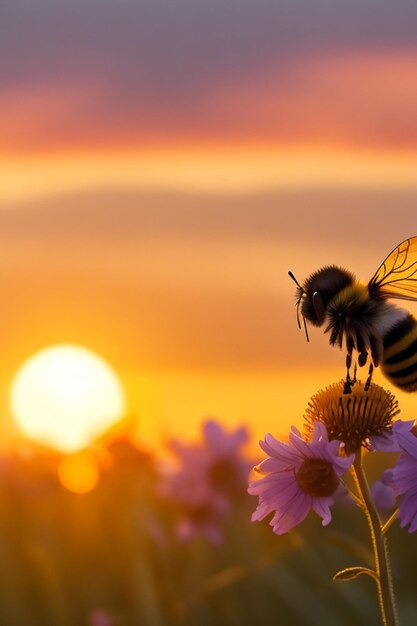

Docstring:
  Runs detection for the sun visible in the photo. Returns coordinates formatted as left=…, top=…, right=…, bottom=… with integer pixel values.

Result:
left=10, top=344, right=126, bottom=453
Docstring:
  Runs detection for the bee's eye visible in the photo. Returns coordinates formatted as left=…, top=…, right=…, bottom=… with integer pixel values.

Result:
left=312, top=290, right=326, bottom=322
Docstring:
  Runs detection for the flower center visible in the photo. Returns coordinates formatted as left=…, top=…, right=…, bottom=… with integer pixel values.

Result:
left=296, top=458, right=339, bottom=497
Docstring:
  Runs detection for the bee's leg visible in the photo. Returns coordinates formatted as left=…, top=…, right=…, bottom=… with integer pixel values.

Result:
left=352, top=363, right=357, bottom=384
left=344, top=336, right=355, bottom=388
left=358, top=351, right=368, bottom=367
left=364, top=363, right=374, bottom=391
left=344, top=352, right=354, bottom=394
left=355, top=331, right=367, bottom=364
left=370, top=336, right=381, bottom=368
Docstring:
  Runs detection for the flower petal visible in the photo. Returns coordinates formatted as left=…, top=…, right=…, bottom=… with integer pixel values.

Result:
left=312, top=497, right=333, bottom=526
left=370, top=420, right=415, bottom=452
left=372, top=479, right=396, bottom=511
left=369, top=431, right=400, bottom=453
left=289, top=429, right=316, bottom=458
left=310, top=421, right=329, bottom=444
left=260, top=434, right=301, bottom=464
left=395, top=427, right=417, bottom=459
left=270, top=491, right=310, bottom=535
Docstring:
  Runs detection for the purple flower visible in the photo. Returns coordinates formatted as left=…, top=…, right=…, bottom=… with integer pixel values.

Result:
left=89, top=609, right=113, bottom=626
left=369, top=419, right=415, bottom=453
left=248, top=422, right=354, bottom=535
left=371, top=478, right=396, bottom=512
left=162, top=441, right=229, bottom=544
left=162, top=420, right=251, bottom=543
left=202, top=421, right=252, bottom=498
left=383, top=421, right=417, bottom=532
left=203, top=420, right=248, bottom=456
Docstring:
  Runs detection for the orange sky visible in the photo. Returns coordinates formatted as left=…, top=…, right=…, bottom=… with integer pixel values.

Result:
left=1, top=187, right=417, bottom=453
left=1, top=0, right=417, bottom=454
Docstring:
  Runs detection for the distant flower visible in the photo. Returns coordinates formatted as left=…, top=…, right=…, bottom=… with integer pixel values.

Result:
left=165, top=440, right=222, bottom=507
left=382, top=421, right=417, bottom=532
left=202, top=421, right=252, bottom=500
left=162, top=420, right=251, bottom=544
left=89, top=609, right=113, bottom=626
left=304, top=380, right=400, bottom=454
left=176, top=501, right=228, bottom=545
left=162, top=440, right=227, bottom=544
left=249, top=422, right=354, bottom=535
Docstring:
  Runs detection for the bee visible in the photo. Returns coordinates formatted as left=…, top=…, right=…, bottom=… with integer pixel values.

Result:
left=289, top=236, right=417, bottom=392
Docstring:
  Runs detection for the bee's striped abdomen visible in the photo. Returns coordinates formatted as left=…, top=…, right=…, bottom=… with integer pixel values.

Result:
left=381, top=314, right=417, bottom=391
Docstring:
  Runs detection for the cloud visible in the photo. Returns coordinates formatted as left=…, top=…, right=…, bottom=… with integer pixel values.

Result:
left=1, top=2, right=417, bottom=152
left=0, top=187, right=415, bottom=243
left=211, top=51, right=417, bottom=147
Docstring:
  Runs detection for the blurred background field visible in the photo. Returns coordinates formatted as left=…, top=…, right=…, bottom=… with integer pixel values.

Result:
left=0, top=435, right=416, bottom=626
left=1, top=1, right=417, bottom=624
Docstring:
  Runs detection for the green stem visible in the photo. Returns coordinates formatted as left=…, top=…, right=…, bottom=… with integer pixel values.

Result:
left=351, top=450, right=399, bottom=626
left=382, top=509, right=399, bottom=536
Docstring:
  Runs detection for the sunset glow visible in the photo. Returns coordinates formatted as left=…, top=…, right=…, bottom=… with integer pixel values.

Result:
left=1, top=1, right=417, bottom=622
left=10, top=345, right=126, bottom=452
left=0, top=0, right=416, bottom=453
left=58, top=451, right=100, bottom=494
left=1, top=147, right=417, bottom=203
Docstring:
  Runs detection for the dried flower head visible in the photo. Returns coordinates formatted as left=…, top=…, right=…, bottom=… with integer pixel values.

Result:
left=303, top=380, right=400, bottom=454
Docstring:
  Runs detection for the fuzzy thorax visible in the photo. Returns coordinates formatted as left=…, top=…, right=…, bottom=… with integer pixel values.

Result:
left=325, top=281, right=382, bottom=354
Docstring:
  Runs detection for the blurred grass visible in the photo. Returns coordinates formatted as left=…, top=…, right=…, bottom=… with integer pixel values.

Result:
left=0, top=443, right=414, bottom=625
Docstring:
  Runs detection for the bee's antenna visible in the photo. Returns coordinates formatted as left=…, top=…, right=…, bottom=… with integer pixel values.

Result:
left=302, top=314, right=310, bottom=343
left=295, top=298, right=302, bottom=330
left=288, top=270, right=303, bottom=290
left=290, top=271, right=309, bottom=342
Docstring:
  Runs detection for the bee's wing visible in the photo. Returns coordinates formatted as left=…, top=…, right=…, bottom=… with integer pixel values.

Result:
left=368, top=236, right=417, bottom=301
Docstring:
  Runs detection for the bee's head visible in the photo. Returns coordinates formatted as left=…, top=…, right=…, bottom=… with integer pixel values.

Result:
left=300, top=266, right=354, bottom=326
